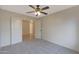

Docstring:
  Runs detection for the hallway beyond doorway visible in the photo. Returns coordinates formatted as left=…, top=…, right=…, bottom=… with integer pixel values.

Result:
left=22, top=20, right=35, bottom=41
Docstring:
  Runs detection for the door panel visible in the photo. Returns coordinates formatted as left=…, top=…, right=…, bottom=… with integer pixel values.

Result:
left=22, top=20, right=30, bottom=40
left=11, top=16, right=22, bottom=44
left=35, top=20, right=42, bottom=39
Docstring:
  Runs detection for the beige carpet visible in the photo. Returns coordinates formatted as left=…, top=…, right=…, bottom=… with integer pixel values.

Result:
left=0, top=39, right=78, bottom=54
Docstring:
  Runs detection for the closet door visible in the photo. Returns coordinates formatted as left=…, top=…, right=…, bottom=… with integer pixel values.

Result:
left=35, top=20, right=42, bottom=39
left=11, top=16, right=22, bottom=44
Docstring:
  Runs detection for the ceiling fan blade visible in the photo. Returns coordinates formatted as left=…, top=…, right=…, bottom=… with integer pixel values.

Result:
left=41, top=6, right=49, bottom=10
left=41, top=12, right=48, bottom=15
left=37, top=5, right=40, bottom=8
left=29, top=5, right=35, bottom=9
left=26, top=11, right=35, bottom=13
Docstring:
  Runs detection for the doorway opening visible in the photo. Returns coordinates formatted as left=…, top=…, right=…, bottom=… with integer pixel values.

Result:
left=22, top=20, right=35, bottom=41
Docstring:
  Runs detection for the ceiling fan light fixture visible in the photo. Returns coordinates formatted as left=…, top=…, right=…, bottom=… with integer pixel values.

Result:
left=35, top=11, right=40, bottom=16
left=27, top=5, right=49, bottom=16
left=37, top=11, right=41, bottom=15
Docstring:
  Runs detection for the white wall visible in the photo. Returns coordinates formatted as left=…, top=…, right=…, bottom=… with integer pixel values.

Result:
left=0, top=11, right=1, bottom=47
left=0, top=11, right=11, bottom=47
left=39, top=6, right=79, bottom=52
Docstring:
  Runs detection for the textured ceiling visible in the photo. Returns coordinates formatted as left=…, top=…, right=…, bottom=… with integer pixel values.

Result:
left=0, top=5, right=76, bottom=18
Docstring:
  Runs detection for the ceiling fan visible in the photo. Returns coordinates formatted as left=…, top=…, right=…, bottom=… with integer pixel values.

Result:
left=26, top=5, right=49, bottom=16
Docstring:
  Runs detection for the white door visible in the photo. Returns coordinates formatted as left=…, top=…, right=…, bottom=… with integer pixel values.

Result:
left=35, top=20, right=42, bottom=39
left=11, top=16, right=22, bottom=44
